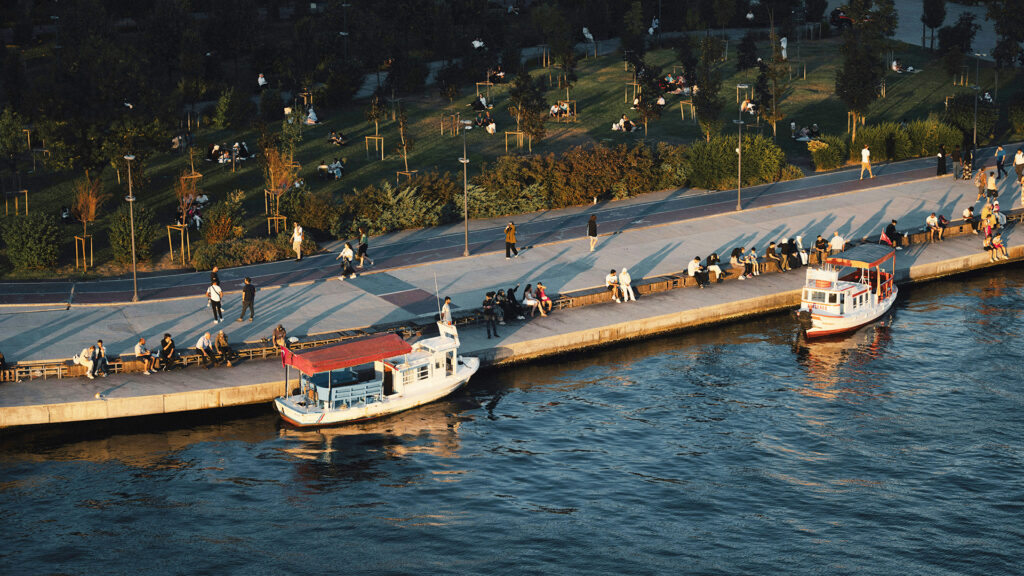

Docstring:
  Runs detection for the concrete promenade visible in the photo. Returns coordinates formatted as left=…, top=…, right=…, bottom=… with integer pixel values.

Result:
left=1, top=154, right=1021, bottom=427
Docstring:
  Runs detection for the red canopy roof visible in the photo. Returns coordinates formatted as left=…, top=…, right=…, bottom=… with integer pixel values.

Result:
left=281, top=333, right=412, bottom=375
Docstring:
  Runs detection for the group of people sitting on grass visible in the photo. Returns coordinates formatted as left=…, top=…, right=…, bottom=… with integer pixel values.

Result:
left=327, top=131, right=349, bottom=146
left=660, top=73, right=690, bottom=95
left=175, top=192, right=210, bottom=230
left=318, top=158, right=346, bottom=180
left=474, top=111, right=497, bottom=134
left=792, top=123, right=821, bottom=142
left=206, top=142, right=252, bottom=164
left=612, top=114, right=637, bottom=132
left=470, top=95, right=492, bottom=111
left=549, top=102, right=574, bottom=119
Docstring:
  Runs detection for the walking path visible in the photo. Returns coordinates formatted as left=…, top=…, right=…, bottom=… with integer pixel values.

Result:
left=0, top=149, right=1015, bottom=364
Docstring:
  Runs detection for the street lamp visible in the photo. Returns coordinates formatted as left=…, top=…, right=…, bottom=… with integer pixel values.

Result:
left=734, top=83, right=749, bottom=211
left=970, top=84, right=980, bottom=151
left=124, top=155, right=139, bottom=302
left=459, top=122, right=473, bottom=257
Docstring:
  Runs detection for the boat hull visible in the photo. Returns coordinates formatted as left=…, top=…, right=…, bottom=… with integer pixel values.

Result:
left=274, top=357, right=480, bottom=427
left=803, top=289, right=897, bottom=338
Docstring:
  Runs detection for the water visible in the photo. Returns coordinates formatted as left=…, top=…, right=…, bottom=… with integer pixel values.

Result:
left=2, top=269, right=1023, bottom=575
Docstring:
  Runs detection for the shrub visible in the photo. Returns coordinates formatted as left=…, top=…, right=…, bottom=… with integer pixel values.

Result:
left=258, top=88, right=283, bottom=121
left=853, top=122, right=912, bottom=161
left=278, top=186, right=339, bottom=237
left=906, top=118, right=961, bottom=157
left=192, top=238, right=289, bottom=270
left=655, top=142, right=689, bottom=188
left=2, top=213, right=61, bottom=270
left=109, top=203, right=159, bottom=265
left=686, top=137, right=735, bottom=190
left=467, top=183, right=549, bottom=218
left=808, top=135, right=848, bottom=171
left=203, top=190, right=246, bottom=245
left=1009, top=100, right=1024, bottom=134
left=212, top=87, right=255, bottom=129
left=335, top=182, right=441, bottom=237
left=778, top=164, right=805, bottom=181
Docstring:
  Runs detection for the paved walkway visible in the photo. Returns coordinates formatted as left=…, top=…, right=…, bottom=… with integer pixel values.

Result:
left=0, top=151, right=1015, bottom=363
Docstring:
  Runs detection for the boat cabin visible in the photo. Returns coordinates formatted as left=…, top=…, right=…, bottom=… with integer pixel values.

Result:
left=801, top=244, right=895, bottom=316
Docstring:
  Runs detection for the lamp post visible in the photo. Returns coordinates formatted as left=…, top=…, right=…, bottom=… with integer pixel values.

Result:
left=734, top=83, right=749, bottom=211
left=459, top=122, right=472, bottom=257
left=970, top=84, right=980, bottom=150
left=124, top=155, right=139, bottom=302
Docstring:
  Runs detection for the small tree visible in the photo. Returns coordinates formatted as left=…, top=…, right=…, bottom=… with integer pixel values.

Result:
left=109, top=204, right=159, bottom=266
left=71, top=171, right=109, bottom=237
left=938, top=13, right=979, bottom=76
left=203, top=190, right=246, bottom=244
left=757, top=30, right=792, bottom=139
left=0, top=107, right=25, bottom=172
left=694, top=35, right=725, bottom=141
left=674, top=37, right=699, bottom=88
left=922, top=0, right=946, bottom=51
left=620, top=1, right=647, bottom=58
left=396, top=103, right=414, bottom=172
left=2, top=213, right=61, bottom=270
left=631, top=56, right=665, bottom=137
left=507, top=71, right=547, bottom=142
left=365, top=94, right=386, bottom=136
left=736, top=32, right=759, bottom=75
left=944, top=93, right=997, bottom=146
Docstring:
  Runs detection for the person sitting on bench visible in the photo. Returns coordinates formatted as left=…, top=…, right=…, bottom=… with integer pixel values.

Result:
left=687, top=256, right=710, bottom=288
left=157, top=333, right=177, bottom=371
left=135, top=338, right=156, bottom=375
left=196, top=332, right=215, bottom=369
left=215, top=330, right=236, bottom=367
left=765, top=242, right=788, bottom=272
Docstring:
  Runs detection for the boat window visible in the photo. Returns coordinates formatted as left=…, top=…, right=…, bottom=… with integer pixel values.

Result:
left=828, top=293, right=838, bottom=304
left=417, top=365, right=429, bottom=380
left=810, top=291, right=828, bottom=303
left=403, top=370, right=415, bottom=386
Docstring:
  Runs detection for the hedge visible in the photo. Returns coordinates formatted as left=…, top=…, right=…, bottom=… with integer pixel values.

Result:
left=808, top=135, right=848, bottom=171
left=109, top=203, right=160, bottom=266
left=2, top=213, right=61, bottom=270
left=192, top=233, right=317, bottom=270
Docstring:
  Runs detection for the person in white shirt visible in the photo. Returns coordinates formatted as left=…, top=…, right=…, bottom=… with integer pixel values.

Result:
left=687, top=257, right=709, bottom=288
left=926, top=213, right=942, bottom=242
left=619, top=267, right=636, bottom=302
left=829, top=232, right=846, bottom=253
left=257, top=73, right=268, bottom=89
left=207, top=280, right=224, bottom=323
left=135, top=338, right=155, bottom=375
left=75, top=345, right=96, bottom=379
left=605, top=269, right=621, bottom=303
left=963, top=206, right=979, bottom=234
left=1014, top=148, right=1024, bottom=181
left=440, top=296, right=453, bottom=325
left=196, top=332, right=215, bottom=369
left=860, top=145, right=873, bottom=179
left=335, top=242, right=356, bottom=280
left=291, top=223, right=304, bottom=261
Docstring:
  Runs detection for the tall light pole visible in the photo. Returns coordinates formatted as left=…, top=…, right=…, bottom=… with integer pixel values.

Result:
left=734, top=83, right=748, bottom=211
left=124, top=155, right=139, bottom=302
left=459, top=122, right=472, bottom=257
left=970, top=84, right=980, bottom=151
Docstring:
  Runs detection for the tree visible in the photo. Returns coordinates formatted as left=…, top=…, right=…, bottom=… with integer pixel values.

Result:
left=944, top=93, right=997, bottom=147
left=0, top=107, right=25, bottom=173
left=987, top=0, right=1024, bottom=68
left=109, top=204, right=158, bottom=265
left=620, top=1, right=647, bottom=58
left=71, top=172, right=109, bottom=237
left=694, top=35, right=725, bottom=141
left=203, top=190, right=246, bottom=244
left=835, top=38, right=880, bottom=142
left=938, top=13, right=979, bottom=76
left=736, top=32, right=759, bottom=74
left=714, top=0, right=736, bottom=34
left=365, top=94, right=386, bottom=136
left=630, top=55, right=665, bottom=137
left=674, top=36, right=699, bottom=88
left=507, top=71, right=547, bottom=142
left=922, top=0, right=946, bottom=52
left=756, top=30, right=791, bottom=139
left=396, top=103, right=414, bottom=172
left=805, top=0, right=829, bottom=23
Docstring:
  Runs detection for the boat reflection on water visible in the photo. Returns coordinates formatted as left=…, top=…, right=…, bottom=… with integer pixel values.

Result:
left=278, top=399, right=475, bottom=463
left=792, top=317, right=893, bottom=400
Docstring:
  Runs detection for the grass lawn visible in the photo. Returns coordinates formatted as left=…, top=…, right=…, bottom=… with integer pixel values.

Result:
left=4, top=34, right=1022, bottom=279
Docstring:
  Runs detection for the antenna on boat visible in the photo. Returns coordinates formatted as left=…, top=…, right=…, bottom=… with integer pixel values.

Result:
left=433, top=272, right=442, bottom=319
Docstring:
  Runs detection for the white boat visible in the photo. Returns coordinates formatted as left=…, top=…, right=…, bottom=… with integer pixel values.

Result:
left=796, top=244, right=898, bottom=338
left=273, top=323, right=480, bottom=427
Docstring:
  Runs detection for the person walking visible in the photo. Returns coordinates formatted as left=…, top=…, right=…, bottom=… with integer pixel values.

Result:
left=995, top=145, right=1008, bottom=180
left=937, top=145, right=947, bottom=176
left=619, top=267, right=636, bottom=302
left=952, top=146, right=962, bottom=180
left=440, top=296, right=453, bottom=325
left=356, top=227, right=374, bottom=268
left=237, top=277, right=255, bottom=322
left=975, top=169, right=988, bottom=201
left=482, top=292, right=499, bottom=339
left=859, top=144, right=874, bottom=179
left=504, top=221, right=519, bottom=260
left=587, top=214, right=598, bottom=252
left=335, top=242, right=356, bottom=280
left=207, top=280, right=224, bottom=324
left=290, top=223, right=304, bottom=261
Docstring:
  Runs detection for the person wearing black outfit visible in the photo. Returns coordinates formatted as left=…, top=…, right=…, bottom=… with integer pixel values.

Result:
left=506, top=283, right=525, bottom=320
left=885, top=219, right=903, bottom=250
left=210, top=266, right=220, bottom=286
left=937, top=145, right=947, bottom=176
left=158, top=333, right=177, bottom=371
left=237, top=277, right=256, bottom=322
left=482, top=292, right=499, bottom=339
left=951, top=146, right=961, bottom=179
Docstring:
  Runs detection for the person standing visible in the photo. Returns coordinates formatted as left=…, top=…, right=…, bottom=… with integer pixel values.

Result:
left=290, top=222, right=304, bottom=261
left=937, top=145, right=947, bottom=176
left=210, top=266, right=220, bottom=286
left=440, top=296, right=453, bottom=325
left=986, top=171, right=998, bottom=201
left=587, top=214, right=598, bottom=252
left=135, top=338, right=155, bottom=375
left=92, top=340, right=108, bottom=377
left=207, top=280, right=224, bottom=324
left=237, top=277, right=255, bottom=322
left=482, top=292, right=499, bottom=339
left=813, top=235, right=829, bottom=263
left=504, top=221, right=519, bottom=260
left=859, top=145, right=874, bottom=179
left=619, top=267, right=636, bottom=302
left=829, top=231, right=846, bottom=254
left=952, top=146, right=962, bottom=180
left=1014, top=148, right=1024, bottom=181
left=995, top=145, right=1008, bottom=180
left=975, top=169, right=988, bottom=201
left=605, top=269, right=621, bottom=302
left=356, top=227, right=374, bottom=268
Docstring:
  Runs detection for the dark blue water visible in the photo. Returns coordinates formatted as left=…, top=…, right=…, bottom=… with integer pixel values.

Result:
left=2, top=269, right=1023, bottom=575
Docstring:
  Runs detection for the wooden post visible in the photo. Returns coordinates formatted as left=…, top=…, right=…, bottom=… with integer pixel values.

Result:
left=5, top=189, right=28, bottom=215
left=504, top=131, right=525, bottom=152
left=267, top=215, right=287, bottom=236
left=396, top=170, right=418, bottom=184
left=167, top=224, right=190, bottom=266
left=365, top=136, right=384, bottom=160
left=75, top=235, right=93, bottom=271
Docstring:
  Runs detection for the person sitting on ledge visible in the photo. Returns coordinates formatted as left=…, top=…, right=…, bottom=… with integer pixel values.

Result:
left=688, top=256, right=709, bottom=288
left=135, top=338, right=156, bottom=375
left=884, top=219, right=904, bottom=250
left=963, top=205, right=979, bottom=234
left=158, top=333, right=176, bottom=371
left=926, top=213, right=943, bottom=242
left=215, top=330, right=237, bottom=367
left=605, top=269, right=622, bottom=303
left=814, top=235, right=829, bottom=262
left=705, top=253, right=723, bottom=281
left=765, top=242, right=788, bottom=272
left=196, top=332, right=215, bottom=369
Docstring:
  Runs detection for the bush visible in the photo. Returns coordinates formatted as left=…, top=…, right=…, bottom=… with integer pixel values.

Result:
left=905, top=118, right=961, bottom=157
left=109, top=203, right=159, bottom=266
left=203, top=190, right=245, bottom=245
left=1009, top=100, right=1024, bottom=134
left=686, top=134, right=793, bottom=189
left=258, top=88, right=283, bottom=122
left=192, top=238, right=289, bottom=270
left=2, top=213, right=61, bottom=270
left=278, top=186, right=340, bottom=237
left=467, top=183, right=549, bottom=218
left=853, top=122, right=913, bottom=162
left=808, top=135, right=848, bottom=171
left=656, top=143, right=689, bottom=188
left=778, top=164, right=805, bottom=181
